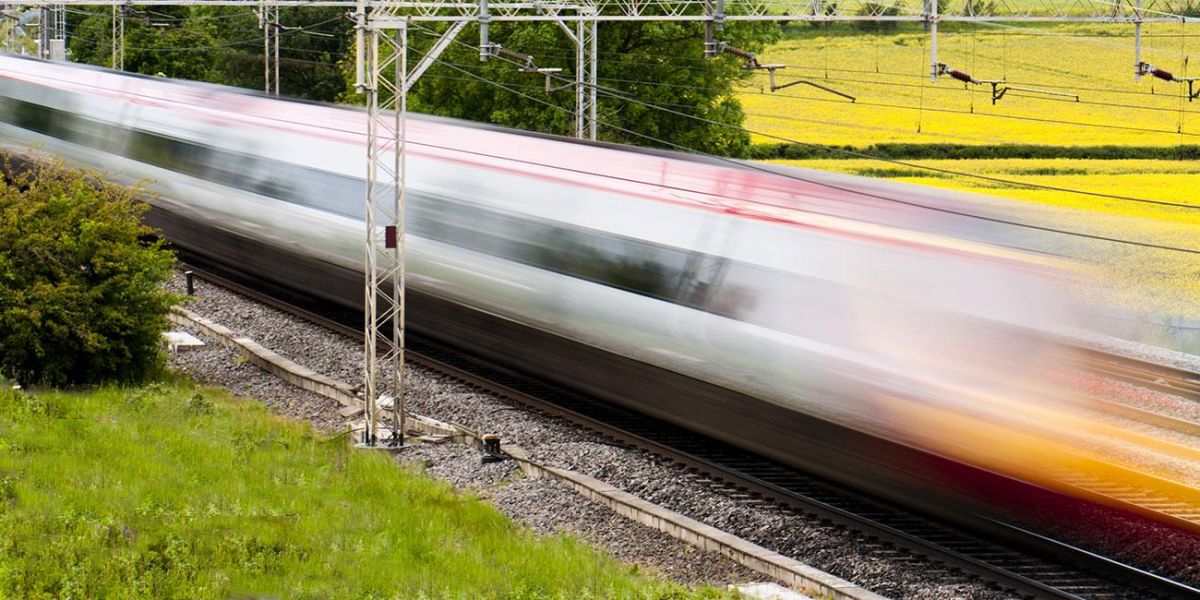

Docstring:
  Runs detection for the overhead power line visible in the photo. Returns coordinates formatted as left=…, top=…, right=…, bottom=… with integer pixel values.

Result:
left=401, top=25, right=1200, bottom=257
left=437, top=62, right=1200, bottom=257
left=469, top=38, right=1200, bottom=105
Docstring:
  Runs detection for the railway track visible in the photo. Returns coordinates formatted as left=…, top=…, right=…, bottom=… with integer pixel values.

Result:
left=1079, top=349, right=1200, bottom=403
left=1078, top=395, right=1200, bottom=438
left=1064, top=344, right=1200, bottom=438
left=176, top=262, right=1200, bottom=600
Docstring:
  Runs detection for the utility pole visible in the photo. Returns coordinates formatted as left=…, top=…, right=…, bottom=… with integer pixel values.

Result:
left=4, top=4, right=13, bottom=54
left=38, top=6, right=46, bottom=58
left=261, top=3, right=268, bottom=91
left=556, top=14, right=597, bottom=140
left=926, top=0, right=938, bottom=82
left=1133, top=0, right=1143, bottom=82
left=33, top=4, right=66, bottom=60
left=110, top=3, right=124, bottom=69
left=260, top=2, right=279, bottom=94
left=273, top=3, right=280, bottom=93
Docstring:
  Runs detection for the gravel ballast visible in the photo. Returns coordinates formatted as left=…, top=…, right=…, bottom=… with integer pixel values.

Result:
left=166, top=272, right=1200, bottom=598
left=169, top=320, right=346, bottom=433
left=394, top=442, right=762, bottom=586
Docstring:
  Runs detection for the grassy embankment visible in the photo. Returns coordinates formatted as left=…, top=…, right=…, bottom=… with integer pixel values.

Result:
left=0, top=381, right=732, bottom=599
left=738, top=23, right=1200, bottom=322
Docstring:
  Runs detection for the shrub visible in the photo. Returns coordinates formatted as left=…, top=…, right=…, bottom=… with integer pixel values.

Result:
left=962, top=0, right=997, bottom=16
left=855, top=2, right=901, bottom=30
left=0, top=155, right=178, bottom=386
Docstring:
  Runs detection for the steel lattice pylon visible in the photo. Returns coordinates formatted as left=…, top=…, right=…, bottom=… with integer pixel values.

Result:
left=549, top=12, right=598, bottom=139
left=357, top=5, right=407, bottom=446
left=575, top=15, right=597, bottom=139
left=110, top=4, right=123, bottom=68
left=354, top=0, right=603, bottom=445
left=38, top=3, right=65, bottom=60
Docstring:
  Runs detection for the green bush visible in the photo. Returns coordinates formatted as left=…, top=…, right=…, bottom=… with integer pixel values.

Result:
left=0, top=155, right=178, bottom=386
left=855, top=2, right=901, bottom=30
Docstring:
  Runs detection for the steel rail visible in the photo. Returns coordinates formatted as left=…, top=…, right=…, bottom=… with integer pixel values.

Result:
left=1079, top=394, right=1200, bottom=437
left=1078, top=348, right=1200, bottom=402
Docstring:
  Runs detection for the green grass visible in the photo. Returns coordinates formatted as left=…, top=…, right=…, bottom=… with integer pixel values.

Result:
left=0, top=381, right=733, bottom=599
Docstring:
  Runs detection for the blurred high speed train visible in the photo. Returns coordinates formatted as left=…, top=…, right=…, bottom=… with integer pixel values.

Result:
left=0, top=55, right=1094, bottom=513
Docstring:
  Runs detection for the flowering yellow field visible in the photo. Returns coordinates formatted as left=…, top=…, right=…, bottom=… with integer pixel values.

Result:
left=774, top=158, right=1200, bottom=325
left=779, top=158, right=1200, bottom=221
left=740, top=24, right=1200, bottom=147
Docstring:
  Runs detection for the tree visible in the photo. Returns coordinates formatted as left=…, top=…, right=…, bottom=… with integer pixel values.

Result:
left=69, top=7, right=226, bottom=82
left=68, top=6, right=352, bottom=102
left=187, top=5, right=353, bottom=101
left=392, top=19, right=780, bottom=157
left=69, top=8, right=779, bottom=155
left=0, top=157, right=179, bottom=386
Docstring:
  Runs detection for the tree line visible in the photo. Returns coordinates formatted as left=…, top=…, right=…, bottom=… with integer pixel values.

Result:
left=67, top=6, right=780, bottom=157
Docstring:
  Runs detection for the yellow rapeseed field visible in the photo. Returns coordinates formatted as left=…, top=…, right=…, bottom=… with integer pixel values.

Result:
left=773, top=158, right=1200, bottom=326
left=740, top=24, right=1200, bottom=147
left=779, top=158, right=1200, bottom=222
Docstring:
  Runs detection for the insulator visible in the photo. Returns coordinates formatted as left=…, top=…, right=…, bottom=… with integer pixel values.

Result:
left=1151, top=68, right=1176, bottom=82
left=949, top=70, right=975, bottom=84
left=725, top=46, right=755, bottom=61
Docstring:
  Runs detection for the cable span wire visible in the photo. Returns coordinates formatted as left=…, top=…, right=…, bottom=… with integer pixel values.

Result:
left=617, top=69, right=1200, bottom=117
left=409, top=23, right=1200, bottom=207
left=72, top=16, right=1200, bottom=140
left=735, top=84, right=1200, bottom=137
left=203, top=40, right=1200, bottom=122
left=753, top=63, right=1191, bottom=99
left=438, top=36, right=1200, bottom=102
left=374, top=41, right=1200, bottom=115
left=63, top=19, right=345, bottom=54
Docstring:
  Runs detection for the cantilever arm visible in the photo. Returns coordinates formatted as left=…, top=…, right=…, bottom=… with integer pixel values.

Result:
left=771, top=78, right=856, bottom=102
left=763, top=68, right=854, bottom=102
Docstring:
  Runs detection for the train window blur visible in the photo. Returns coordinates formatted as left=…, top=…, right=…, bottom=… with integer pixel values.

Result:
left=0, top=91, right=887, bottom=345
left=0, top=97, right=298, bottom=207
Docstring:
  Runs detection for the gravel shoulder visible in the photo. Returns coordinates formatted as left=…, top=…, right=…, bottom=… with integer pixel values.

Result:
left=395, top=442, right=761, bottom=586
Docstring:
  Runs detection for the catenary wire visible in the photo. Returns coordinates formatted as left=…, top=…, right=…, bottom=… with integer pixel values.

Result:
left=402, top=26, right=1200, bottom=255
left=423, top=24, right=1200, bottom=209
